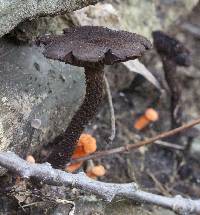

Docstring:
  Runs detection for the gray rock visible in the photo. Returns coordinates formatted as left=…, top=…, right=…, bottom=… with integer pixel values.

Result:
left=70, top=1, right=198, bottom=41
left=0, top=39, right=85, bottom=167
left=118, top=0, right=199, bottom=39
left=0, top=0, right=98, bottom=37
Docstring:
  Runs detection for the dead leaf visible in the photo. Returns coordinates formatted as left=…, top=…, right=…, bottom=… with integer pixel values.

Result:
left=122, top=59, right=161, bottom=89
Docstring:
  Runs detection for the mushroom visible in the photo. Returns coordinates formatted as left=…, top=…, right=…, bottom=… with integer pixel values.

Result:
left=65, top=134, right=97, bottom=172
left=152, top=31, right=191, bottom=129
left=65, top=161, right=83, bottom=173
left=71, top=133, right=97, bottom=159
left=134, top=108, right=159, bottom=131
left=78, top=133, right=97, bottom=154
left=37, top=26, right=152, bottom=168
left=26, top=155, right=36, bottom=164
left=86, top=165, right=106, bottom=179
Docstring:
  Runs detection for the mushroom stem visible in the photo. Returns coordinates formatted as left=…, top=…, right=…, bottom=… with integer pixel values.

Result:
left=47, top=65, right=104, bottom=168
left=162, top=57, right=182, bottom=128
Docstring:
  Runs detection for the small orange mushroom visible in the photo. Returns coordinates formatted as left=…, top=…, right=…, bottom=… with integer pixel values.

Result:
left=16, top=155, right=35, bottom=184
left=78, top=134, right=97, bottom=154
left=134, top=108, right=159, bottom=130
left=65, top=162, right=83, bottom=173
left=26, top=155, right=35, bottom=164
left=72, top=134, right=97, bottom=158
left=83, top=138, right=97, bottom=154
left=86, top=165, right=106, bottom=179
left=66, top=134, right=97, bottom=172
left=72, top=145, right=87, bottom=159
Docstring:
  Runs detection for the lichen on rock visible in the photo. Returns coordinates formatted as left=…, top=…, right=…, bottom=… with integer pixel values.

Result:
left=0, top=39, right=85, bottom=174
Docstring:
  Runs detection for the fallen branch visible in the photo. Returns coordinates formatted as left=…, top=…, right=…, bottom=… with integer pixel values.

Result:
left=72, top=117, right=200, bottom=163
left=104, top=75, right=116, bottom=144
left=0, top=152, right=199, bottom=214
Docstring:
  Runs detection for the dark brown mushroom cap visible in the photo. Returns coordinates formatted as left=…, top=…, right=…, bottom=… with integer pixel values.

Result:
left=36, top=26, right=152, bottom=67
left=152, top=31, right=191, bottom=67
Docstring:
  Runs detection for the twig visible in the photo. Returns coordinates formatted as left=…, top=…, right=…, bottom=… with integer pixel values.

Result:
left=22, top=202, right=44, bottom=208
left=147, top=169, right=171, bottom=197
left=104, top=75, right=116, bottom=144
left=117, top=122, right=183, bottom=150
left=72, top=118, right=200, bottom=163
left=153, top=140, right=184, bottom=150
left=0, top=152, right=199, bottom=214
left=134, top=134, right=184, bottom=150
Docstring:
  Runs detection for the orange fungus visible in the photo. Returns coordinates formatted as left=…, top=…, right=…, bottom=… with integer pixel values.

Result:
left=86, top=165, right=106, bottom=178
left=134, top=108, right=159, bottom=130
left=65, top=134, right=97, bottom=173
